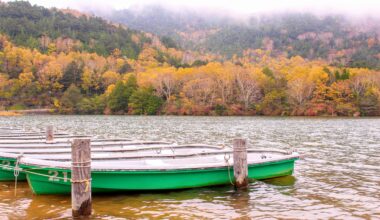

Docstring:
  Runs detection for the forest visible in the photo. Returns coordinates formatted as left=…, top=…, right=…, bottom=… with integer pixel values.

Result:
left=0, top=1, right=380, bottom=116
left=104, top=6, right=380, bottom=69
left=0, top=1, right=147, bottom=58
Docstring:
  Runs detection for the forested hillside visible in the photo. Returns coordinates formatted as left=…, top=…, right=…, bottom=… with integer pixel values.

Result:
left=103, top=6, right=380, bottom=69
left=0, top=1, right=148, bottom=58
left=0, top=2, right=379, bottom=116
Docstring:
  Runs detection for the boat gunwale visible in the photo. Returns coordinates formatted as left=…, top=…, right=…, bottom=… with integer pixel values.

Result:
left=0, top=140, right=173, bottom=148
left=0, top=135, right=92, bottom=142
left=0, top=147, right=291, bottom=161
left=8, top=152, right=300, bottom=171
left=0, top=133, right=70, bottom=138
left=19, top=156, right=298, bottom=173
left=0, top=144, right=223, bottom=154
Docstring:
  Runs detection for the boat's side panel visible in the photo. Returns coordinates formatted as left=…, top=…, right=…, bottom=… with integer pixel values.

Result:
left=26, top=171, right=72, bottom=194
left=25, top=158, right=297, bottom=195
left=25, top=166, right=235, bottom=195
left=94, top=168, right=233, bottom=190
left=0, top=158, right=26, bottom=181
left=249, top=159, right=295, bottom=180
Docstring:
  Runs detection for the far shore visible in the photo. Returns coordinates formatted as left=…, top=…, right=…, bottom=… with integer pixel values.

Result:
left=0, top=109, right=53, bottom=116
left=0, top=109, right=374, bottom=117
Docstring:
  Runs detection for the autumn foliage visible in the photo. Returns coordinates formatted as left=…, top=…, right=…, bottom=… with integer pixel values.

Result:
left=1, top=34, right=379, bottom=116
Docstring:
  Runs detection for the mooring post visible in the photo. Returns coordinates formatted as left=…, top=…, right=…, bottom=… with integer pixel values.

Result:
left=46, top=125, right=54, bottom=143
left=71, top=138, right=92, bottom=217
left=233, top=139, right=248, bottom=188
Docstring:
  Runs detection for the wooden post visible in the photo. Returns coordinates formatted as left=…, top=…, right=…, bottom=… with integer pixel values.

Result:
left=233, top=139, right=248, bottom=188
left=71, top=139, right=92, bottom=217
left=46, top=125, right=54, bottom=143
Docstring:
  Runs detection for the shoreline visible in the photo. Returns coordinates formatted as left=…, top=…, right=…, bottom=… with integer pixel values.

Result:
left=0, top=111, right=376, bottom=118
left=0, top=109, right=53, bottom=116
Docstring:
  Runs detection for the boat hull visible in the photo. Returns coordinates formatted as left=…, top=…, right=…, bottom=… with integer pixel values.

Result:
left=0, top=158, right=26, bottom=181
left=25, top=158, right=297, bottom=195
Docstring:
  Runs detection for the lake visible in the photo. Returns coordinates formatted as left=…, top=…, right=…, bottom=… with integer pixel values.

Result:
left=0, top=116, right=379, bottom=219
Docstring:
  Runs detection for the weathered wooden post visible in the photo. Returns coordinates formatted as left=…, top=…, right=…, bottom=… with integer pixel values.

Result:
left=71, top=139, right=92, bottom=217
left=46, top=125, right=54, bottom=143
left=233, top=139, right=248, bottom=188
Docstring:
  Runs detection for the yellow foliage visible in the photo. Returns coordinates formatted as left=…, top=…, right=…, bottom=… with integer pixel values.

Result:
left=105, top=84, right=116, bottom=96
left=18, top=72, right=35, bottom=86
left=102, top=71, right=120, bottom=87
left=53, top=98, right=60, bottom=108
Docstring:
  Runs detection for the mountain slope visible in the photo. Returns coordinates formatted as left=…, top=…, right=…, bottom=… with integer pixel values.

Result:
left=0, top=1, right=150, bottom=59
left=100, top=6, right=380, bottom=68
left=0, top=2, right=379, bottom=117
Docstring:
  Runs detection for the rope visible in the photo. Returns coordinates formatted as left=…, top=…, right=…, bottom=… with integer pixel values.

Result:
left=18, top=167, right=92, bottom=192
left=71, top=161, right=91, bottom=164
left=2, top=162, right=92, bottom=192
left=224, top=153, right=235, bottom=186
left=0, top=164, right=14, bottom=170
left=23, top=169, right=67, bottom=179
left=71, top=161, right=91, bottom=168
left=71, top=178, right=92, bottom=192
left=13, top=155, right=22, bottom=196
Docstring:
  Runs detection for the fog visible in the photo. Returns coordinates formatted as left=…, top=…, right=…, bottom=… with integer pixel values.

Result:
left=6, top=0, right=380, bottom=18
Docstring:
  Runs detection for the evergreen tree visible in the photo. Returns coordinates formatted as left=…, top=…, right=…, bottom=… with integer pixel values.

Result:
left=107, top=81, right=128, bottom=113
left=125, top=74, right=138, bottom=97
left=129, top=87, right=163, bottom=115
left=60, top=61, right=83, bottom=90
left=262, top=66, right=274, bottom=79
left=60, top=84, right=83, bottom=113
left=341, top=69, right=350, bottom=80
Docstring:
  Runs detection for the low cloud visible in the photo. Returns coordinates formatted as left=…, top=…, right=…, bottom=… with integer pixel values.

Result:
left=8, top=0, right=380, bottom=18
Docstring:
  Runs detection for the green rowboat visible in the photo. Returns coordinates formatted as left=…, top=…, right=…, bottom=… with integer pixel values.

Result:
left=0, top=157, right=25, bottom=181
left=20, top=151, right=299, bottom=195
left=0, top=144, right=224, bottom=181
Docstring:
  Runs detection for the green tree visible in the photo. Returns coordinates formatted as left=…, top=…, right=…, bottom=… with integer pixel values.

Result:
left=60, top=61, right=83, bottom=90
left=341, top=69, right=350, bottom=80
left=78, top=95, right=106, bottom=114
left=107, top=81, right=128, bottom=113
left=60, top=84, right=83, bottom=113
left=129, top=87, right=163, bottom=115
left=214, top=104, right=227, bottom=116
left=107, top=75, right=138, bottom=113
left=160, top=36, right=178, bottom=49
left=118, top=62, right=133, bottom=73
left=125, top=74, right=138, bottom=96
left=262, top=66, right=274, bottom=79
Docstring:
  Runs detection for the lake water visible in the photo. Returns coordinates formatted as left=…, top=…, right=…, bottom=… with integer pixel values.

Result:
left=0, top=116, right=379, bottom=219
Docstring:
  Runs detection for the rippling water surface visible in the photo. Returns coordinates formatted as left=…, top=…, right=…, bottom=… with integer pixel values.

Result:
left=0, top=116, right=379, bottom=219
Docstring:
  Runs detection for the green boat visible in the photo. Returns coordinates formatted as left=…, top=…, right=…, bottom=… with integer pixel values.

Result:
left=0, top=157, right=23, bottom=181
left=20, top=150, right=299, bottom=195
left=0, top=144, right=224, bottom=181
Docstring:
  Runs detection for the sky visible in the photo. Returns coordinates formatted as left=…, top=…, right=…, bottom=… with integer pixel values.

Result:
left=6, top=0, right=380, bottom=17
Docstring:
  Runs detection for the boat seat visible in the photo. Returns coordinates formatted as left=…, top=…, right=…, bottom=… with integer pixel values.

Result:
left=145, top=159, right=166, bottom=166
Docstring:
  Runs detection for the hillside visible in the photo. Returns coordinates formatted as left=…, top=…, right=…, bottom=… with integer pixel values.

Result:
left=0, top=1, right=149, bottom=59
left=101, top=6, right=380, bottom=69
left=0, top=2, right=379, bottom=117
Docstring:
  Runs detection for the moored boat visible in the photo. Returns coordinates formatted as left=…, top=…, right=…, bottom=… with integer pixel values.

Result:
left=0, top=144, right=220, bottom=181
left=20, top=150, right=299, bottom=195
